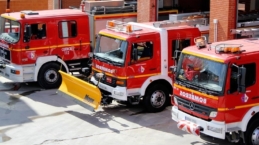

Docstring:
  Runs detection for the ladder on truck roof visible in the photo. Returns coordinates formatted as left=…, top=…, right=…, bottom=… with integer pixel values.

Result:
left=230, top=28, right=259, bottom=37
left=153, top=18, right=208, bottom=28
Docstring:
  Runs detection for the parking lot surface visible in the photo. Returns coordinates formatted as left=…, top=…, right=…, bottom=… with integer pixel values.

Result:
left=0, top=83, right=236, bottom=145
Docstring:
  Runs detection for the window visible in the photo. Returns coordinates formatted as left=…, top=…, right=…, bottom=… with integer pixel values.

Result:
left=172, top=39, right=191, bottom=60
left=58, top=21, right=77, bottom=38
left=27, top=23, right=46, bottom=40
left=230, top=63, right=256, bottom=93
left=131, top=41, right=153, bottom=62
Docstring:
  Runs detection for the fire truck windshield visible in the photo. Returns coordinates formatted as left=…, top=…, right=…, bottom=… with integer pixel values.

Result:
left=0, top=17, right=20, bottom=44
left=94, top=35, right=127, bottom=66
left=176, top=53, right=227, bottom=95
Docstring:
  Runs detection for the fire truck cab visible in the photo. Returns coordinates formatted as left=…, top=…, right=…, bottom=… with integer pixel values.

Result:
left=0, top=9, right=92, bottom=89
left=0, top=0, right=139, bottom=89
left=171, top=28, right=259, bottom=144
left=57, top=19, right=207, bottom=113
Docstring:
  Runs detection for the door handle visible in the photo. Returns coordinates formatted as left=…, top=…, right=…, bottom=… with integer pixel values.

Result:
left=43, top=50, right=48, bottom=54
left=74, top=48, right=79, bottom=50
left=149, top=68, right=156, bottom=71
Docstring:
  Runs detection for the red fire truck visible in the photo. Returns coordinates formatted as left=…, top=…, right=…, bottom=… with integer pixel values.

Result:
left=57, top=18, right=210, bottom=113
left=0, top=1, right=142, bottom=89
left=0, top=0, right=179, bottom=89
left=171, top=28, right=259, bottom=144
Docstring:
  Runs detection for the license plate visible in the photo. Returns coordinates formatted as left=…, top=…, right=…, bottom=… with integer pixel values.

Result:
left=106, top=77, right=112, bottom=83
left=185, top=116, right=196, bottom=123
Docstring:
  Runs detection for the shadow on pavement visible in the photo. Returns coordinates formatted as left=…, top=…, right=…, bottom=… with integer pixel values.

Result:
left=67, top=103, right=237, bottom=145
left=67, top=103, right=185, bottom=136
left=4, top=82, right=77, bottom=108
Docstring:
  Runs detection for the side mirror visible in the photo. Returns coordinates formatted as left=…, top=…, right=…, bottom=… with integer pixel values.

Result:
left=238, top=66, right=246, bottom=93
left=173, top=50, right=181, bottom=60
left=24, top=24, right=31, bottom=43
left=133, top=48, right=138, bottom=61
left=170, top=66, right=177, bottom=74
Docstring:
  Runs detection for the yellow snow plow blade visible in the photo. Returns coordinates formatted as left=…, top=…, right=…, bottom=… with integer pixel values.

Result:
left=57, top=71, right=102, bottom=111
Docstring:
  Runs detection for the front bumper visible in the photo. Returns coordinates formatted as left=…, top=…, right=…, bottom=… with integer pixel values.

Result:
left=172, top=105, right=226, bottom=139
left=0, top=63, right=24, bottom=83
left=91, top=76, right=127, bottom=101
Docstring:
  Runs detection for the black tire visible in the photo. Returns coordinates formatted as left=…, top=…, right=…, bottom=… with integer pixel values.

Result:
left=38, top=63, right=62, bottom=89
left=143, top=84, right=169, bottom=113
left=245, top=118, right=259, bottom=145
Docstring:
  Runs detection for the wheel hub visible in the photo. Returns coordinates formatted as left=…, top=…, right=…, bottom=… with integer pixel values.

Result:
left=252, top=127, right=259, bottom=145
left=45, top=69, right=58, bottom=83
left=150, top=90, right=166, bottom=108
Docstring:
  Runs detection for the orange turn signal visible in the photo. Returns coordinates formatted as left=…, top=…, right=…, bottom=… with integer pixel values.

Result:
left=116, top=80, right=124, bottom=85
left=20, top=13, right=25, bottom=19
left=108, top=21, right=115, bottom=27
left=126, top=25, right=132, bottom=33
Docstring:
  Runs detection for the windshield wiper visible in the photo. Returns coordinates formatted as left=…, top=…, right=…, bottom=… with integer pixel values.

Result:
left=0, top=33, right=15, bottom=44
left=104, top=57, right=122, bottom=66
left=94, top=54, right=122, bottom=66
left=177, top=78, right=220, bottom=96
left=94, top=54, right=106, bottom=62
left=176, top=79, right=200, bottom=91
left=199, top=83, right=221, bottom=96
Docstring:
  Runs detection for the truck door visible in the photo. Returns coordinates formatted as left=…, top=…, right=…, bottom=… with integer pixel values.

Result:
left=224, top=59, right=257, bottom=123
left=54, top=20, right=81, bottom=61
left=126, top=39, right=159, bottom=89
left=21, top=23, right=49, bottom=64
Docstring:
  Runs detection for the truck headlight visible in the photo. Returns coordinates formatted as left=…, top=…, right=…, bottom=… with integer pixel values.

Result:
left=207, top=126, right=222, bottom=133
left=114, top=91, right=124, bottom=96
left=209, top=111, right=218, bottom=118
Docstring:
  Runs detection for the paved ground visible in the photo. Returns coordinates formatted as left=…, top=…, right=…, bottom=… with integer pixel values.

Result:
left=0, top=82, right=237, bottom=145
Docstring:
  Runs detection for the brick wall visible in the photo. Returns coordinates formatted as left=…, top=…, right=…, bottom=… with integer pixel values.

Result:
left=61, top=0, right=81, bottom=9
left=209, top=0, right=237, bottom=42
left=0, top=0, right=53, bottom=14
left=137, top=0, right=156, bottom=22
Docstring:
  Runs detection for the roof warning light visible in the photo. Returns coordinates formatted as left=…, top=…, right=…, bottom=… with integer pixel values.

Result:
left=215, top=44, right=245, bottom=54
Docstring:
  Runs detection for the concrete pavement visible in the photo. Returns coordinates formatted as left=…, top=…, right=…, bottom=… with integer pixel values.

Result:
left=0, top=83, right=236, bottom=145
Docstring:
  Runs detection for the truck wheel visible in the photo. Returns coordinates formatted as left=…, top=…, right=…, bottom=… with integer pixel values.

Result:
left=38, top=63, right=62, bottom=89
left=245, top=119, right=259, bottom=145
left=144, top=84, right=169, bottom=113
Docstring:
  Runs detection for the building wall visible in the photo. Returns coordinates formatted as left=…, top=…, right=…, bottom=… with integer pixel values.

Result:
left=61, top=0, right=81, bottom=9
left=137, top=0, right=156, bottom=22
left=209, top=0, right=236, bottom=42
left=0, top=0, right=83, bottom=14
left=0, top=0, right=51, bottom=14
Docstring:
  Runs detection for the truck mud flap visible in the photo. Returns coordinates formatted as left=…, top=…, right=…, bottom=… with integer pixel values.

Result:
left=57, top=71, right=101, bottom=112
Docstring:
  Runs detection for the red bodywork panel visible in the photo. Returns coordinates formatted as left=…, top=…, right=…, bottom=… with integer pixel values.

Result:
left=92, top=24, right=201, bottom=90
left=172, top=38, right=259, bottom=124
left=1, top=9, right=91, bottom=65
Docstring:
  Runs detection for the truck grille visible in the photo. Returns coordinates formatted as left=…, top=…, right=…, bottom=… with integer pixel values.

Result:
left=175, top=96, right=216, bottom=117
left=0, top=47, right=10, bottom=61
